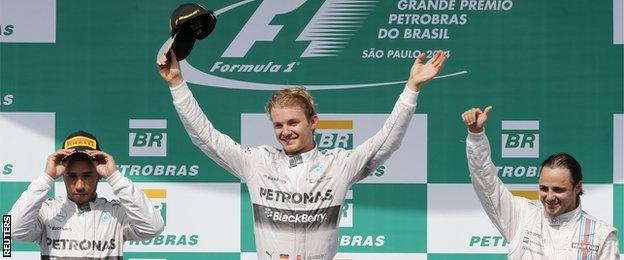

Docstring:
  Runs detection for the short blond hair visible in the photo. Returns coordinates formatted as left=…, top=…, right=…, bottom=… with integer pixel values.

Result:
left=266, top=86, right=317, bottom=120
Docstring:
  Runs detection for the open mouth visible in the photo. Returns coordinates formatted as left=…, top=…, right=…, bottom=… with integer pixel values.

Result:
left=546, top=204, right=559, bottom=210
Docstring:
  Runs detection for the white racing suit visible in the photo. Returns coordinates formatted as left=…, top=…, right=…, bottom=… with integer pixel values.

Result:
left=9, top=171, right=165, bottom=259
left=171, top=82, right=418, bottom=260
left=466, top=131, right=620, bottom=259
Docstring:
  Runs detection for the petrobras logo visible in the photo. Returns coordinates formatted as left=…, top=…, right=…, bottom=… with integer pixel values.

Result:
left=315, top=119, right=353, bottom=150
left=501, top=120, right=539, bottom=158
left=158, top=0, right=468, bottom=90
left=0, top=0, right=56, bottom=43
left=129, top=119, right=167, bottom=157
left=614, top=114, right=623, bottom=184
left=259, top=187, right=334, bottom=204
left=144, top=188, right=168, bottom=225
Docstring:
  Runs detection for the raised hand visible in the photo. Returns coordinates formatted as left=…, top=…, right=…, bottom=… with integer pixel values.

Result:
left=407, top=50, right=447, bottom=92
left=157, top=51, right=184, bottom=87
left=462, top=106, right=493, bottom=133
left=44, top=149, right=74, bottom=179
left=86, top=150, right=117, bottom=178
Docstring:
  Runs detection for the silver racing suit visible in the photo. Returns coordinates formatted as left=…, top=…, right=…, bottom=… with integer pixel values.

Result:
left=9, top=171, right=165, bottom=259
left=466, top=131, right=620, bottom=259
left=170, top=82, right=418, bottom=260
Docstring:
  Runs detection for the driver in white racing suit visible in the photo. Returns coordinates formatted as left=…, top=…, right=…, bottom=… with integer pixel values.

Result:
left=462, top=106, right=619, bottom=259
left=8, top=131, right=165, bottom=259
left=156, top=51, right=447, bottom=259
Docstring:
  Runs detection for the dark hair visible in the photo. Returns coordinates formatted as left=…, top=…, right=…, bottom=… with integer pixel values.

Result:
left=66, top=152, right=94, bottom=165
left=540, top=153, right=583, bottom=197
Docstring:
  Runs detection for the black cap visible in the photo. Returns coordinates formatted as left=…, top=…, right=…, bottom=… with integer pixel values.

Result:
left=62, top=131, right=100, bottom=160
left=167, top=3, right=216, bottom=61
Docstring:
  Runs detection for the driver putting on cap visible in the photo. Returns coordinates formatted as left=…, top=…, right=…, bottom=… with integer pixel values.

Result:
left=9, top=131, right=164, bottom=259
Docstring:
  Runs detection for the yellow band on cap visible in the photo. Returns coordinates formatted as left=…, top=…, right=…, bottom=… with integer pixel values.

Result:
left=176, top=10, right=200, bottom=25
left=64, top=136, right=97, bottom=150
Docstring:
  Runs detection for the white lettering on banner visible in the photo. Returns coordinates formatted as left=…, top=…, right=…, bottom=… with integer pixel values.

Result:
left=0, top=0, right=56, bottom=43
left=339, top=235, right=385, bottom=247
left=117, top=165, right=199, bottom=176
left=496, top=166, right=539, bottom=178
left=270, top=210, right=326, bottom=224
left=209, top=61, right=298, bottom=73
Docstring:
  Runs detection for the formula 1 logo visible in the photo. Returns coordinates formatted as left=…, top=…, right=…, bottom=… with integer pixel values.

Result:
left=158, top=0, right=467, bottom=90
left=223, top=0, right=372, bottom=58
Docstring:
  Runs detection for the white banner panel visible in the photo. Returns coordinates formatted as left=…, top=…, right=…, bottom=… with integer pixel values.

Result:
left=0, top=0, right=56, bottom=43
left=0, top=112, right=54, bottom=181
left=614, top=114, right=623, bottom=184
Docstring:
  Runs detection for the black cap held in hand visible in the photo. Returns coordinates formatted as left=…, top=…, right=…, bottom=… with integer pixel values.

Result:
left=167, top=3, right=217, bottom=61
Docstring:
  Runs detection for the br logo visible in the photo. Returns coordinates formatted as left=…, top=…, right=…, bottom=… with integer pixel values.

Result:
left=315, top=120, right=353, bottom=150
left=129, top=119, right=167, bottom=157
left=501, top=120, right=539, bottom=158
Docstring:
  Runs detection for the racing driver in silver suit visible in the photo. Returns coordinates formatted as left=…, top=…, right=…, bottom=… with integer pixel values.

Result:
left=8, top=131, right=165, bottom=259
left=462, top=106, right=619, bottom=259
left=157, top=50, right=447, bottom=259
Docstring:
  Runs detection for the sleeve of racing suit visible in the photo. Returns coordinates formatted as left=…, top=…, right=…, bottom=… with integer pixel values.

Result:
left=107, top=170, right=165, bottom=241
left=342, top=85, right=418, bottom=184
left=170, top=81, right=254, bottom=182
left=466, top=131, right=531, bottom=241
left=597, top=230, right=620, bottom=259
left=8, top=173, right=54, bottom=242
